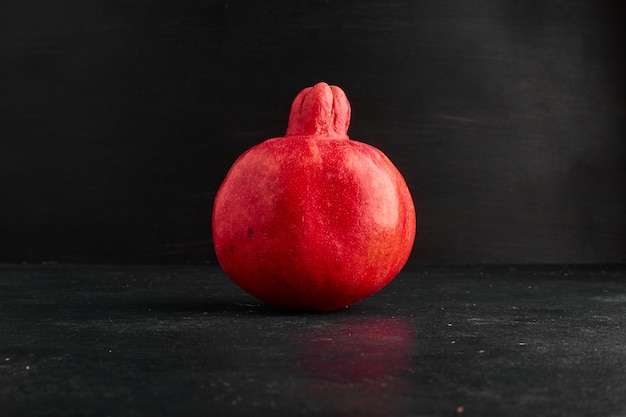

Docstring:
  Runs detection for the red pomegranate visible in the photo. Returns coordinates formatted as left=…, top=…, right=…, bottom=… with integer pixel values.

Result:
left=212, top=82, right=416, bottom=311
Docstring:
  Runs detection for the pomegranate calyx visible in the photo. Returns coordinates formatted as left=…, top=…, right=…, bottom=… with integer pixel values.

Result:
left=285, top=82, right=351, bottom=139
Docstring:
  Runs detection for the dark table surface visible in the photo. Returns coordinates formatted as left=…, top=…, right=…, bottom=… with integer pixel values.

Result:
left=1, top=264, right=625, bottom=417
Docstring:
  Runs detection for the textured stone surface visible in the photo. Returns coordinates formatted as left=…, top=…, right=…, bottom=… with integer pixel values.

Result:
left=1, top=264, right=625, bottom=416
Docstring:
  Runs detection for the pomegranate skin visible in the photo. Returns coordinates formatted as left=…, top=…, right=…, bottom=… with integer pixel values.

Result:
left=212, top=83, right=416, bottom=311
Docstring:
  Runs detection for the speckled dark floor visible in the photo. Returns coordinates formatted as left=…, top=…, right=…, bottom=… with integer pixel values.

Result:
left=1, top=264, right=625, bottom=416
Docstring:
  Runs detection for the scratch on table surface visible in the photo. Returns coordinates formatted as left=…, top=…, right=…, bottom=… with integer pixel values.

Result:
left=592, top=294, right=626, bottom=303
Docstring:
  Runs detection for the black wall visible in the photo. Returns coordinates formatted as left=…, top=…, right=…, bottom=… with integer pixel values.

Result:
left=1, top=0, right=624, bottom=264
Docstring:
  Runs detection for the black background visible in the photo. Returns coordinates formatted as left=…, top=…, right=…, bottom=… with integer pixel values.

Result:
left=1, top=0, right=624, bottom=265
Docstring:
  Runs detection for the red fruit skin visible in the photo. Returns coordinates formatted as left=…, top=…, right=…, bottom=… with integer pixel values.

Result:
left=212, top=83, right=416, bottom=311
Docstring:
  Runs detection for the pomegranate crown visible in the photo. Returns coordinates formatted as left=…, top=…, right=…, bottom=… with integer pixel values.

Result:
left=285, top=82, right=351, bottom=139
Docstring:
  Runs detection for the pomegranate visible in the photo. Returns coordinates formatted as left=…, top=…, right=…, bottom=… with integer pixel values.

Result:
left=212, top=82, right=416, bottom=311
